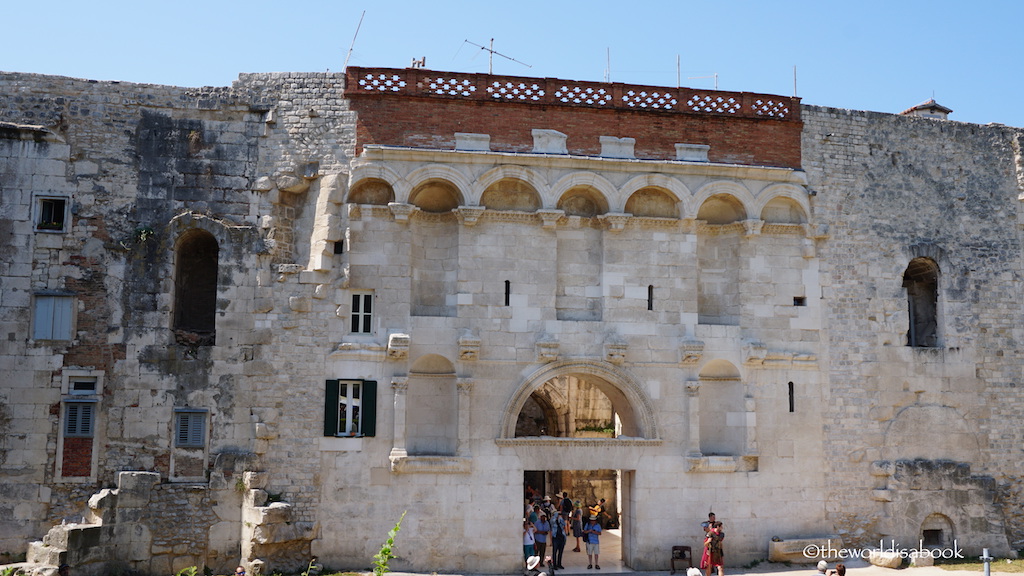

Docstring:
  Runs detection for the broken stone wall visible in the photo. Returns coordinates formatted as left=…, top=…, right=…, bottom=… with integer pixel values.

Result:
left=802, top=105, right=1024, bottom=549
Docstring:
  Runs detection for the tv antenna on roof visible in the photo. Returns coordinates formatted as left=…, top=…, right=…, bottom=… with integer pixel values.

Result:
left=463, top=38, right=531, bottom=74
left=688, top=73, right=719, bottom=90
left=343, top=10, right=366, bottom=72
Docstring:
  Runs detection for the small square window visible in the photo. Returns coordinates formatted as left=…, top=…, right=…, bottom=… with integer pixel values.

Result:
left=351, top=292, right=373, bottom=334
left=64, top=401, right=96, bottom=438
left=33, top=294, right=74, bottom=340
left=175, top=410, right=207, bottom=447
left=37, top=197, right=68, bottom=232
left=70, top=378, right=98, bottom=395
left=793, top=296, right=807, bottom=307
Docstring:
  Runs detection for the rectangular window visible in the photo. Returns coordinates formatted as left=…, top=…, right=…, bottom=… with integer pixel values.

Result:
left=175, top=409, right=207, bottom=447
left=64, top=401, right=96, bottom=438
left=324, top=379, right=376, bottom=437
left=351, top=293, right=373, bottom=333
left=33, top=294, right=74, bottom=340
left=37, top=197, right=68, bottom=232
left=70, top=377, right=97, bottom=395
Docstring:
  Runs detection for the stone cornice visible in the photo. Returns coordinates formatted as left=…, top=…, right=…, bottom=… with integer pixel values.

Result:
left=495, top=437, right=662, bottom=448
left=358, top=145, right=808, bottom=185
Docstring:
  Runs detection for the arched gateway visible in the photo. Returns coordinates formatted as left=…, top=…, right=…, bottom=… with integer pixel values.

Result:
left=498, top=360, right=661, bottom=570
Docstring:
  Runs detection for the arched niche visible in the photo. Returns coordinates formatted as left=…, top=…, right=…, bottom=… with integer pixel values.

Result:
left=501, top=361, right=657, bottom=440
left=173, top=229, right=219, bottom=343
left=920, top=513, right=954, bottom=549
left=760, top=196, right=807, bottom=224
left=624, top=187, right=679, bottom=218
left=903, top=257, right=939, bottom=347
left=409, top=179, right=463, bottom=213
left=697, top=193, right=746, bottom=224
left=481, top=178, right=542, bottom=212
left=347, top=177, right=395, bottom=205
left=557, top=186, right=609, bottom=217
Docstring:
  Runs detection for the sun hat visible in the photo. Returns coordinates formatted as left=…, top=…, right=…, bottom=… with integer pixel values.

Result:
left=527, top=556, right=541, bottom=570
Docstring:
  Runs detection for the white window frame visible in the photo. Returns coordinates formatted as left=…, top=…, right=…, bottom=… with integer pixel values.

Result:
left=35, top=195, right=69, bottom=233
left=336, top=380, right=364, bottom=436
left=351, top=292, right=373, bottom=334
left=33, top=293, right=75, bottom=341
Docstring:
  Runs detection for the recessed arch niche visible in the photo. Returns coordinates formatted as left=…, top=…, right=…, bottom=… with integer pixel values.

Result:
left=697, top=193, right=746, bottom=225
left=481, top=178, right=542, bottom=212
left=407, top=354, right=458, bottom=456
left=625, top=187, right=679, bottom=218
left=698, top=359, right=745, bottom=456
left=409, top=179, right=463, bottom=213
left=557, top=186, right=609, bottom=217
left=760, top=196, right=807, bottom=224
left=347, top=178, right=395, bottom=205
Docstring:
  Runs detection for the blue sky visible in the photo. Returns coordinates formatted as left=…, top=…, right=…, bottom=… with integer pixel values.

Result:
left=6, top=0, right=1023, bottom=127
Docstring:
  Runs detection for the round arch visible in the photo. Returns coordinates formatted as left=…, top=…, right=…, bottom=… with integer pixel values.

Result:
left=349, top=164, right=404, bottom=203
left=547, top=172, right=617, bottom=212
left=402, top=164, right=473, bottom=206
left=691, top=181, right=755, bottom=222
left=619, top=173, right=691, bottom=215
left=754, top=183, right=810, bottom=224
left=500, top=360, right=658, bottom=439
left=475, top=165, right=549, bottom=208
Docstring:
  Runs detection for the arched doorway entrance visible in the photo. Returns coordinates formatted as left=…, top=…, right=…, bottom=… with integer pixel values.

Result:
left=499, top=361, right=659, bottom=570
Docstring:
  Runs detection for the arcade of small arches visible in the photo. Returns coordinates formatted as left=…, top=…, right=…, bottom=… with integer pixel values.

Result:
left=346, top=164, right=809, bottom=227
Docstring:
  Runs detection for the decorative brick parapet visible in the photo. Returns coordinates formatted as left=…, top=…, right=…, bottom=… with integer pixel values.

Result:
left=346, top=67, right=800, bottom=122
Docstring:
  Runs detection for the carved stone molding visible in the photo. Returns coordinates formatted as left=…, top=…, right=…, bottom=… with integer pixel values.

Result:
left=537, top=209, right=564, bottom=230
left=387, top=333, right=410, bottom=360
left=604, top=340, right=627, bottom=365
left=458, top=331, right=481, bottom=361
left=391, top=377, right=408, bottom=394
left=686, top=381, right=700, bottom=397
left=680, top=340, right=704, bottom=365
left=536, top=337, right=559, bottom=363
left=388, top=202, right=415, bottom=223
left=389, top=455, right=472, bottom=474
left=744, top=340, right=818, bottom=368
left=687, top=454, right=758, bottom=473
left=598, top=212, right=631, bottom=232
left=742, top=219, right=764, bottom=237
left=455, top=205, right=485, bottom=226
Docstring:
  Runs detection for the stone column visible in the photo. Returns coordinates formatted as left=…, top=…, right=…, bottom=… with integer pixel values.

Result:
left=686, top=381, right=701, bottom=456
left=744, top=394, right=757, bottom=454
left=456, top=378, right=473, bottom=457
left=389, top=377, right=408, bottom=461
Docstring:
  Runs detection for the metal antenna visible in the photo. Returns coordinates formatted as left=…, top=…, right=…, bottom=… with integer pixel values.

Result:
left=605, top=48, right=611, bottom=83
left=688, top=73, right=718, bottom=90
left=343, top=10, right=366, bottom=72
left=463, top=38, right=531, bottom=74
left=793, top=65, right=798, bottom=97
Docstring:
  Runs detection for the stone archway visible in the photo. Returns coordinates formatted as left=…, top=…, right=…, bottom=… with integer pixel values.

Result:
left=500, top=360, right=658, bottom=440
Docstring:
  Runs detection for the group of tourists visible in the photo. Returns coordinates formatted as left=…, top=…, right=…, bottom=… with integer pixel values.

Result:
left=523, top=491, right=610, bottom=570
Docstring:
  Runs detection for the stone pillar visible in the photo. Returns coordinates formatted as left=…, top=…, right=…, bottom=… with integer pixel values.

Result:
left=389, top=377, right=408, bottom=461
left=744, top=395, right=757, bottom=454
left=456, top=378, right=473, bottom=457
left=686, top=381, right=701, bottom=456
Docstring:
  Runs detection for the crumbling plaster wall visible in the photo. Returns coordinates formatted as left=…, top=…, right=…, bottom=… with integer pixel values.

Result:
left=802, top=104, right=1024, bottom=550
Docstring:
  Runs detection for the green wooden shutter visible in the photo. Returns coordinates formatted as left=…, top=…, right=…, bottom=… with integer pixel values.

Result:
left=360, top=380, right=376, bottom=437
left=324, top=379, right=339, bottom=436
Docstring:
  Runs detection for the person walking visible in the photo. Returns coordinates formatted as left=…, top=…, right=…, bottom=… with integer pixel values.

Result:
left=701, top=521, right=724, bottom=576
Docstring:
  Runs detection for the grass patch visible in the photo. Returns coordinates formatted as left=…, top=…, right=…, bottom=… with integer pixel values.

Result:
left=937, top=557, right=1024, bottom=572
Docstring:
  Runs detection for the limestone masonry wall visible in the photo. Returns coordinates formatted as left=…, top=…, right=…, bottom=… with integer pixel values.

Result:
left=1, top=67, right=1023, bottom=576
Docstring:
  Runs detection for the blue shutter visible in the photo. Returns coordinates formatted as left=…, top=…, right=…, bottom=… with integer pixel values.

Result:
left=33, top=296, right=55, bottom=340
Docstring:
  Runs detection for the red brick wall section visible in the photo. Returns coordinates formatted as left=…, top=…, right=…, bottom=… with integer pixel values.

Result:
left=345, top=67, right=802, bottom=169
left=62, top=436, right=93, bottom=477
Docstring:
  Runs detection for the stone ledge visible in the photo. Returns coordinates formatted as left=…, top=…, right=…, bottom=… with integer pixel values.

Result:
left=389, top=455, right=472, bottom=474
left=496, top=437, right=662, bottom=447
left=768, top=536, right=844, bottom=563
left=687, top=454, right=758, bottom=473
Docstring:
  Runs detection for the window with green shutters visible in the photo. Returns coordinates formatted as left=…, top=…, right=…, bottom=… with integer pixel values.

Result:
left=324, top=379, right=376, bottom=436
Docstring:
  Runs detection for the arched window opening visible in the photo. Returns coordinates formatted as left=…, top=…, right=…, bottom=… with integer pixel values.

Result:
left=903, top=257, right=938, bottom=347
left=515, top=374, right=638, bottom=438
left=173, top=230, right=219, bottom=346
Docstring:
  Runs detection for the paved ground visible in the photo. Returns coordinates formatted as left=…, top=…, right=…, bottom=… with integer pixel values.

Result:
left=389, top=529, right=1012, bottom=576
